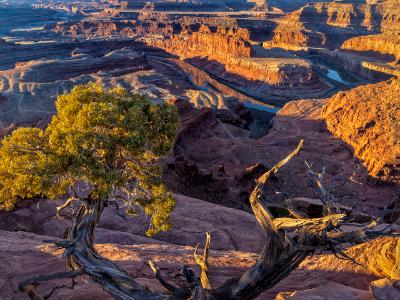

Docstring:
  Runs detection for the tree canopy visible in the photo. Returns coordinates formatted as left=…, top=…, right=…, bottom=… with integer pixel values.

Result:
left=0, top=82, right=179, bottom=235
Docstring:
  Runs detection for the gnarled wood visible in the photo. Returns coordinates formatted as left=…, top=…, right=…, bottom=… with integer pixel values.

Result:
left=19, top=270, right=83, bottom=300
left=20, top=140, right=400, bottom=300
left=194, top=232, right=212, bottom=290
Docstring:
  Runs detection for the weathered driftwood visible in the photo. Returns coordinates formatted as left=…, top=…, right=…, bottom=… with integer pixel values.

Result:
left=20, top=140, right=400, bottom=300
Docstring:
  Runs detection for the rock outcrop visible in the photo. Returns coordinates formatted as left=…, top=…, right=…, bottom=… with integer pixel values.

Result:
left=161, top=94, right=400, bottom=216
left=341, top=34, right=400, bottom=64
left=148, top=24, right=323, bottom=90
left=264, top=1, right=374, bottom=51
left=324, top=79, right=400, bottom=183
left=1, top=197, right=399, bottom=299
left=149, top=25, right=253, bottom=60
left=264, top=0, right=400, bottom=51
left=339, top=0, right=400, bottom=64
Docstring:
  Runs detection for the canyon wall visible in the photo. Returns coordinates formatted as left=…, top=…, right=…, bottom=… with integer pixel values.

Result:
left=341, top=34, right=400, bottom=64
left=263, top=1, right=375, bottom=50
left=147, top=25, right=321, bottom=88
left=324, top=79, right=400, bottom=183
left=263, top=0, right=400, bottom=51
left=311, top=48, right=392, bottom=80
left=149, top=25, right=253, bottom=60
left=264, top=0, right=400, bottom=66
left=339, top=0, right=400, bottom=64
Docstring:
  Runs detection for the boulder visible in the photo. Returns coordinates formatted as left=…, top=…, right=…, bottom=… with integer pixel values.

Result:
left=276, top=281, right=373, bottom=300
left=370, top=278, right=400, bottom=299
left=0, top=194, right=265, bottom=252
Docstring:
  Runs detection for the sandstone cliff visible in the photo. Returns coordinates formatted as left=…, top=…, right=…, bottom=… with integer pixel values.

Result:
left=263, top=1, right=375, bottom=50
left=263, top=0, right=400, bottom=51
left=339, top=0, right=400, bottom=63
left=149, top=25, right=253, bottom=60
left=341, top=34, right=400, bottom=64
left=147, top=24, right=322, bottom=91
left=324, top=79, right=400, bottom=183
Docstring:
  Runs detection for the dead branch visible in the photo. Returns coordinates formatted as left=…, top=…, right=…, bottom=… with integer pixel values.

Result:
left=194, top=232, right=212, bottom=290
left=55, top=197, right=78, bottom=219
left=305, top=159, right=334, bottom=215
left=149, top=261, right=181, bottom=293
left=19, top=270, right=83, bottom=300
left=20, top=139, right=400, bottom=300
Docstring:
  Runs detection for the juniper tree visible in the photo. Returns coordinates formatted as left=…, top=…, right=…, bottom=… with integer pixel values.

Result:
left=0, top=82, right=179, bottom=235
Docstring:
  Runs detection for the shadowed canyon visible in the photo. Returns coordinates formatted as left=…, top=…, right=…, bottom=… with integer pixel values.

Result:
left=0, top=0, right=399, bottom=299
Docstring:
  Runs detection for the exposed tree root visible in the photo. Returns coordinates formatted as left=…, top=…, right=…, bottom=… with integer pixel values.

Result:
left=20, top=140, right=400, bottom=299
left=19, top=270, right=83, bottom=300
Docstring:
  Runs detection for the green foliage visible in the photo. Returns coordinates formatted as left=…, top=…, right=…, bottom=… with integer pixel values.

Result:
left=0, top=83, right=179, bottom=235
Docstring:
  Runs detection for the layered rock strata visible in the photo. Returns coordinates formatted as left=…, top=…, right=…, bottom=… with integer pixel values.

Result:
left=324, top=79, right=400, bottom=183
left=263, top=0, right=400, bottom=51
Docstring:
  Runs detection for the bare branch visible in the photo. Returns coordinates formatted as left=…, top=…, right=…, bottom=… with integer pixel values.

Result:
left=19, top=270, right=83, bottom=300
left=56, top=197, right=78, bottom=219
left=274, top=213, right=346, bottom=231
left=305, top=160, right=334, bottom=215
left=149, top=261, right=179, bottom=292
left=194, top=232, right=212, bottom=290
left=20, top=139, right=400, bottom=300
left=249, top=140, right=304, bottom=233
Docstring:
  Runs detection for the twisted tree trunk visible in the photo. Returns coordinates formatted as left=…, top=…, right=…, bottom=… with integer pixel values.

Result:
left=20, top=140, right=400, bottom=300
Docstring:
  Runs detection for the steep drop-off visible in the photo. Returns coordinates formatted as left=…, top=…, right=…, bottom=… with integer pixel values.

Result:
left=264, top=0, right=400, bottom=52
left=146, top=24, right=325, bottom=98
left=149, top=25, right=253, bottom=60
left=324, top=79, right=400, bottom=183
left=341, top=34, right=400, bottom=64
left=339, top=0, right=400, bottom=64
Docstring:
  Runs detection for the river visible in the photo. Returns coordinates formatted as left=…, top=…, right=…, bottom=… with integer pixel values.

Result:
left=325, top=68, right=351, bottom=85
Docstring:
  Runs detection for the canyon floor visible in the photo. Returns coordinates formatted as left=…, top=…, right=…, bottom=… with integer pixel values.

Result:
left=0, top=0, right=399, bottom=299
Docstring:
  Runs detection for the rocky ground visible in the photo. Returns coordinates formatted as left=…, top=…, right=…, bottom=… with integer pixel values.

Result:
left=1, top=194, right=400, bottom=300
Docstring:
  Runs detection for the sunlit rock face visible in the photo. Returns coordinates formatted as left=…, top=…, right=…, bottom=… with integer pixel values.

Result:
left=339, top=0, right=400, bottom=63
left=150, top=25, right=253, bottom=60
left=324, top=79, right=400, bottom=183
left=143, top=25, right=327, bottom=103
left=264, top=0, right=400, bottom=51
left=147, top=24, right=319, bottom=85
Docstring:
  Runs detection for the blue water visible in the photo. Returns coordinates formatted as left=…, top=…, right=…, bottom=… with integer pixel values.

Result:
left=243, top=102, right=280, bottom=114
left=326, top=68, right=350, bottom=85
